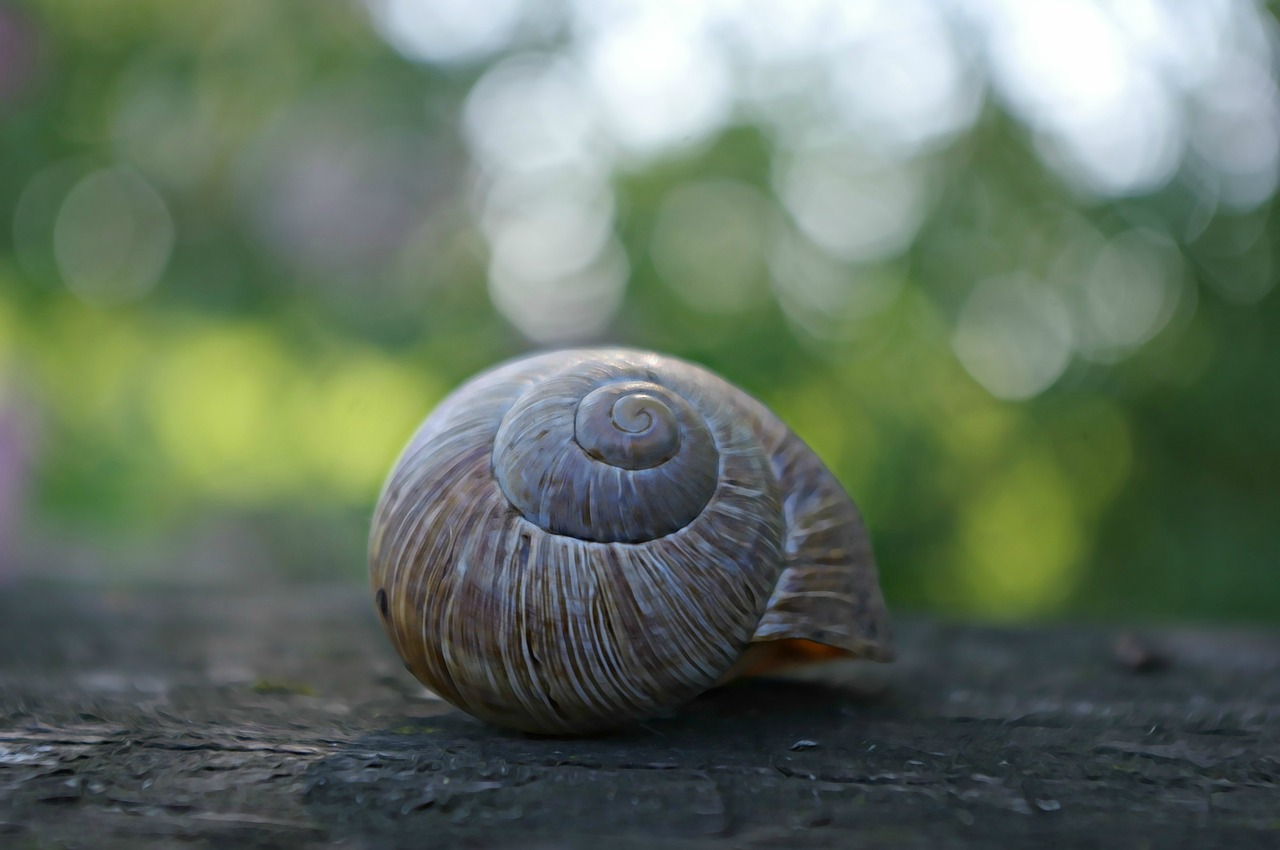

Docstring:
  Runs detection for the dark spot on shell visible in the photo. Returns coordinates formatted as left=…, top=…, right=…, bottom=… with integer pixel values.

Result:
left=376, top=588, right=389, bottom=618
left=526, top=632, right=541, bottom=667
left=517, top=532, right=532, bottom=570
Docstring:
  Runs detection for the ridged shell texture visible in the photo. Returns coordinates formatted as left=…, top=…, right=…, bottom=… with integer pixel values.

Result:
left=369, top=349, right=891, bottom=734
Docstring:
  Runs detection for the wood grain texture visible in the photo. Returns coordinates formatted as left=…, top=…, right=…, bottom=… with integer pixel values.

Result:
left=1, top=582, right=1277, bottom=849
left=369, top=349, right=891, bottom=733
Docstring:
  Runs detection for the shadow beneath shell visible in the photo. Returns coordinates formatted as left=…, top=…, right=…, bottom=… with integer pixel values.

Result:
left=301, top=666, right=896, bottom=847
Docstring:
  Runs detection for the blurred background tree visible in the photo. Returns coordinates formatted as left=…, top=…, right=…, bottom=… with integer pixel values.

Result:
left=0, top=0, right=1276, bottom=623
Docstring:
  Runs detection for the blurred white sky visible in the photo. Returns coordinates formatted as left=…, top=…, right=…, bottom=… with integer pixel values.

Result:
left=19, top=0, right=1275, bottom=400
left=363, top=0, right=1279, bottom=396
left=374, top=0, right=1277, bottom=199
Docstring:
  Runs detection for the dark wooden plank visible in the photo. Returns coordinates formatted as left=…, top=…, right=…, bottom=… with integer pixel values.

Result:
left=0, top=582, right=1277, bottom=848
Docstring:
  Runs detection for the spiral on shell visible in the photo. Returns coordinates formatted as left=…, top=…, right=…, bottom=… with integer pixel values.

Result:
left=369, top=349, right=891, bottom=734
left=494, top=375, right=717, bottom=543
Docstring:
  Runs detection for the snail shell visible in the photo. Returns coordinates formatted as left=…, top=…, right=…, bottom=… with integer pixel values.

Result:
left=369, top=348, right=892, bottom=734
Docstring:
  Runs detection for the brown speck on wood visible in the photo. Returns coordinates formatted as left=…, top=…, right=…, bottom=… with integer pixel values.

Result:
left=1114, top=634, right=1170, bottom=673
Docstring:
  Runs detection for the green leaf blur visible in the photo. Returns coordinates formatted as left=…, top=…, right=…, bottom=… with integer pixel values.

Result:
left=1, top=0, right=1276, bottom=623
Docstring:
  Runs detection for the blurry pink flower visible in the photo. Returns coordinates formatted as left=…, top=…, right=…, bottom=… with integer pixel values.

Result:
left=0, top=9, right=40, bottom=105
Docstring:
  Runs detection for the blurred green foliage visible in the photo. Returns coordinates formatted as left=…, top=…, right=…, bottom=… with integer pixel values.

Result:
left=0, top=0, right=1277, bottom=623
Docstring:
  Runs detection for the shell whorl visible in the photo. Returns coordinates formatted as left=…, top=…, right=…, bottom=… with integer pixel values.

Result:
left=576, top=383, right=681, bottom=470
left=493, top=372, right=718, bottom=543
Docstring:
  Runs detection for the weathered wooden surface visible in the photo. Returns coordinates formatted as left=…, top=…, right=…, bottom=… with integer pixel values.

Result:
left=0, top=581, right=1277, bottom=849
